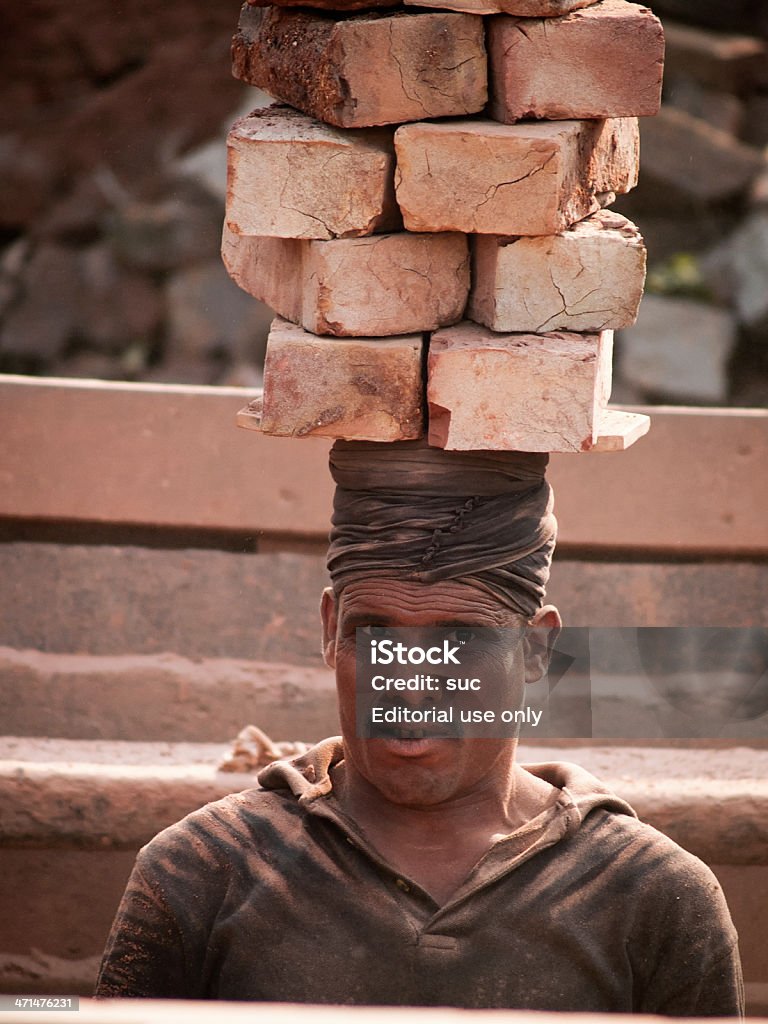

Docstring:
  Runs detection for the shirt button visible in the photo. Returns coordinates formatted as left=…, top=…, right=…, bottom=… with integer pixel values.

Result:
left=395, top=878, right=410, bottom=892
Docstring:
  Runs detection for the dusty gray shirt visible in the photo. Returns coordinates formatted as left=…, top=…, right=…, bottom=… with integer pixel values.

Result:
left=96, top=739, right=743, bottom=1015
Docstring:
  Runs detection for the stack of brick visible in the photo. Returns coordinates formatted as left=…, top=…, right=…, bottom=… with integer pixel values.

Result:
left=223, top=0, right=664, bottom=453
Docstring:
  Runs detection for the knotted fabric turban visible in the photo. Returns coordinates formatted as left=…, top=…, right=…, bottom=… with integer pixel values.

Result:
left=327, top=440, right=557, bottom=618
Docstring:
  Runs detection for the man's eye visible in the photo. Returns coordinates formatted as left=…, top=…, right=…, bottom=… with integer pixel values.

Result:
left=447, top=628, right=478, bottom=645
left=358, top=625, right=394, bottom=638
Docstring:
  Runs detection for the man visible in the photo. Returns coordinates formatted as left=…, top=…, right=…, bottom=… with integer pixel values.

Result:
left=96, top=441, right=743, bottom=1015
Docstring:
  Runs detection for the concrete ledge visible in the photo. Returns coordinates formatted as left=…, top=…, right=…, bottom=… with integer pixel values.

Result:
left=2, top=739, right=768, bottom=864
left=1, top=1000, right=765, bottom=1024
left=1, top=549, right=766, bottom=670
left=1, top=376, right=766, bottom=554
left=0, top=648, right=338, bottom=742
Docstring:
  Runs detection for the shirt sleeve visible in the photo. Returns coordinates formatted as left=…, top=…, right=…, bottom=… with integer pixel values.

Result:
left=95, top=857, right=189, bottom=998
left=629, top=841, right=745, bottom=1018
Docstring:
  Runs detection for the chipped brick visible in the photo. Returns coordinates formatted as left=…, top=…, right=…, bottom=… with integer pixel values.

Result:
left=427, top=320, right=613, bottom=451
left=394, top=117, right=639, bottom=236
left=469, top=210, right=646, bottom=333
left=261, top=317, right=424, bottom=440
left=226, top=106, right=400, bottom=240
left=404, top=0, right=599, bottom=17
left=488, top=0, right=664, bottom=123
left=222, top=225, right=469, bottom=336
left=233, top=6, right=487, bottom=128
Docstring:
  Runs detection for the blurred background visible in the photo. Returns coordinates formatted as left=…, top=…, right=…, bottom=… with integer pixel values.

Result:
left=1, top=0, right=767, bottom=405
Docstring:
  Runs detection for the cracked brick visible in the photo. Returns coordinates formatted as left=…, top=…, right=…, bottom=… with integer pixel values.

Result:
left=469, top=210, right=646, bottom=332
left=232, top=6, right=487, bottom=128
left=260, top=317, right=424, bottom=440
left=404, top=0, right=598, bottom=17
left=226, top=105, right=400, bottom=240
left=394, top=117, right=638, bottom=235
left=488, top=0, right=664, bottom=123
left=427, top=321, right=613, bottom=451
left=222, top=225, right=469, bottom=336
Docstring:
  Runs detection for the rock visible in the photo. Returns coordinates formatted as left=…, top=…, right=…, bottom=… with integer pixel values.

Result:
left=427, top=321, right=613, bottom=451
left=232, top=7, right=487, bottom=128
left=174, top=89, right=272, bottom=204
left=646, top=1, right=768, bottom=43
left=488, top=0, right=664, bottom=123
left=217, top=362, right=264, bottom=389
left=469, top=210, right=646, bottom=332
left=662, top=19, right=766, bottom=93
left=221, top=225, right=469, bottom=336
left=0, top=135, right=58, bottom=231
left=663, top=74, right=745, bottom=136
left=618, top=294, right=736, bottom=402
left=165, top=259, right=273, bottom=363
left=260, top=316, right=424, bottom=440
left=38, top=175, right=111, bottom=245
left=743, top=94, right=768, bottom=149
left=226, top=106, right=400, bottom=239
left=143, top=357, right=221, bottom=387
left=47, top=352, right=123, bottom=381
left=106, top=178, right=224, bottom=273
left=76, top=244, right=163, bottom=353
left=0, top=238, right=31, bottom=319
left=702, top=211, right=768, bottom=330
left=637, top=105, right=764, bottom=203
left=394, top=117, right=638, bottom=235
left=0, top=244, right=81, bottom=363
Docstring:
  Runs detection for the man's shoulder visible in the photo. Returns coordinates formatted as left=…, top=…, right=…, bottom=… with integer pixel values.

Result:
left=532, top=759, right=724, bottom=898
left=137, top=784, right=303, bottom=870
left=575, top=803, right=730, bottom=916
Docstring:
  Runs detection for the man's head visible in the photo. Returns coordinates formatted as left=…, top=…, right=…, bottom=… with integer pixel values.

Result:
left=322, top=440, right=560, bottom=808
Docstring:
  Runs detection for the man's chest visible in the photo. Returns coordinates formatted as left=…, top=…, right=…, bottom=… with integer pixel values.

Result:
left=196, top=831, right=635, bottom=1010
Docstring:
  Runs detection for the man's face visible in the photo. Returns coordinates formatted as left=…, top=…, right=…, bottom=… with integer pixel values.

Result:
left=323, top=577, right=532, bottom=809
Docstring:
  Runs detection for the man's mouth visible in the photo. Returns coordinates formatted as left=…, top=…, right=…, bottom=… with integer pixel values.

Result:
left=368, top=722, right=461, bottom=742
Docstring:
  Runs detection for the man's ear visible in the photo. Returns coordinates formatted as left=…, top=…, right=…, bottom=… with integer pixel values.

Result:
left=524, top=605, right=562, bottom=684
left=320, top=587, right=338, bottom=669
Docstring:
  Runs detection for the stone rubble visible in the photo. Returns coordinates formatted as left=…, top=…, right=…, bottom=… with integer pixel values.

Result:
left=618, top=294, right=737, bottom=403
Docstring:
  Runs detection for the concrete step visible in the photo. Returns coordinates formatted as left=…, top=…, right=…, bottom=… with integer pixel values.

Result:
left=2, top=998, right=764, bottom=1024
left=2, top=739, right=767, bottom=1002
left=2, top=738, right=767, bottom=861
left=0, top=647, right=338, bottom=743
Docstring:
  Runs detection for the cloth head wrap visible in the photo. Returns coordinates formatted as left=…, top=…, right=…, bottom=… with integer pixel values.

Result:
left=327, top=440, right=557, bottom=618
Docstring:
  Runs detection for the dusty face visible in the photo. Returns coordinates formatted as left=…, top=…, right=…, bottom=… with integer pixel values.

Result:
left=322, top=577, right=534, bottom=809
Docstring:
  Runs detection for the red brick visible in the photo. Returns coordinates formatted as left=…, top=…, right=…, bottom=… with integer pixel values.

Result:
left=469, top=210, right=646, bottom=332
left=427, top=321, right=612, bottom=451
left=260, top=317, right=424, bottom=440
left=246, top=0, right=399, bottom=10
left=226, top=106, right=400, bottom=240
left=221, top=224, right=469, bottom=336
left=404, top=0, right=599, bottom=16
left=488, top=0, right=664, bottom=123
left=232, top=6, right=487, bottom=128
left=394, top=117, right=639, bottom=235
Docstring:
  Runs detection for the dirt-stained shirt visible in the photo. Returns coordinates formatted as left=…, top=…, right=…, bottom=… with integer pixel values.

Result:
left=95, top=738, right=744, bottom=1015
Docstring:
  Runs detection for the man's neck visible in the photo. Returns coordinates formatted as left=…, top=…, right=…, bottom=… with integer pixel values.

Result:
left=330, top=750, right=558, bottom=904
